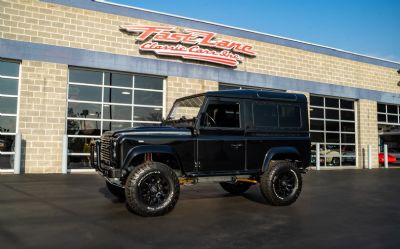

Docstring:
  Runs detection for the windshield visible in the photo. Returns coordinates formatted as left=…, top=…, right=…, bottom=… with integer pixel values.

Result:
left=167, top=95, right=205, bottom=121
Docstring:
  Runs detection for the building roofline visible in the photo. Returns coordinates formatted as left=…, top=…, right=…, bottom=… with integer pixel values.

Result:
left=96, top=0, right=400, bottom=67
left=42, top=0, right=400, bottom=69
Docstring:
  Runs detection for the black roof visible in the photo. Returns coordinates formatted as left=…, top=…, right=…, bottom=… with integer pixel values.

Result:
left=179, top=89, right=307, bottom=102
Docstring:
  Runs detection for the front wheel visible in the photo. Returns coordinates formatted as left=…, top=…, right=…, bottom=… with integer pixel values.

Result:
left=125, top=162, right=180, bottom=217
left=260, top=161, right=302, bottom=206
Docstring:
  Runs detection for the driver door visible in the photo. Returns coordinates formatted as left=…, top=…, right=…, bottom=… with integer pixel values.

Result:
left=196, top=98, right=245, bottom=174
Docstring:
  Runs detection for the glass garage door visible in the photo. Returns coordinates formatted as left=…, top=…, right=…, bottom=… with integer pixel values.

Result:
left=66, top=67, right=165, bottom=170
left=0, top=60, right=20, bottom=172
left=309, top=95, right=357, bottom=167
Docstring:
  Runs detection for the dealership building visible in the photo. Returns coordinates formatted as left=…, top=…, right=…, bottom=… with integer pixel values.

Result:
left=0, top=0, right=400, bottom=173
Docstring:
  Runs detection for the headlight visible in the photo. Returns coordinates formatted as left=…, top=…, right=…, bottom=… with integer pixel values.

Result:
left=112, top=141, right=117, bottom=159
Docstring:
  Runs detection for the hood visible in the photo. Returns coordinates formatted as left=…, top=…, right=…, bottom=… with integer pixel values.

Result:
left=109, top=125, right=192, bottom=137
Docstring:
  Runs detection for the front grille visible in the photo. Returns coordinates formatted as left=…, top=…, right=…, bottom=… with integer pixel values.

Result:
left=100, top=135, right=112, bottom=166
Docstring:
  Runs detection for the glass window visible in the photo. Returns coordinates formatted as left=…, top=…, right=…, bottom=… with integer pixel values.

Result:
left=103, top=88, right=132, bottom=104
left=326, top=109, right=339, bottom=120
left=219, top=84, right=240, bottom=90
left=326, top=133, right=340, bottom=143
left=204, top=102, right=240, bottom=128
left=68, top=137, right=95, bottom=154
left=0, top=60, right=19, bottom=77
left=310, top=96, right=324, bottom=106
left=377, top=104, right=386, bottom=113
left=326, top=121, right=339, bottom=131
left=135, top=75, right=163, bottom=90
left=104, top=72, right=132, bottom=88
left=0, top=78, right=18, bottom=95
left=340, top=99, right=354, bottom=110
left=341, top=122, right=355, bottom=132
left=134, top=90, right=163, bottom=106
left=325, top=98, right=339, bottom=108
left=0, top=116, right=16, bottom=133
left=67, top=155, right=91, bottom=169
left=103, top=105, right=132, bottom=120
left=68, top=85, right=102, bottom=102
left=341, top=111, right=354, bottom=121
left=0, top=155, right=14, bottom=169
left=0, top=134, right=15, bottom=152
left=378, top=114, right=386, bottom=122
left=310, top=132, right=324, bottom=143
left=387, top=105, right=397, bottom=114
left=102, top=121, right=132, bottom=132
left=0, top=96, right=17, bottom=114
left=310, top=108, right=324, bottom=119
left=69, top=69, right=102, bottom=85
left=134, top=106, right=162, bottom=121
left=279, top=104, right=301, bottom=128
left=67, top=103, right=101, bottom=118
left=253, top=102, right=278, bottom=127
left=387, top=115, right=398, bottom=123
left=67, top=120, right=101, bottom=135
left=310, top=120, right=324, bottom=131
left=341, top=134, right=355, bottom=144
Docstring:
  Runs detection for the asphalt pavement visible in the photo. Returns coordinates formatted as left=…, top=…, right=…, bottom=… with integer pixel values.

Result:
left=1, top=169, right=400, bottom=249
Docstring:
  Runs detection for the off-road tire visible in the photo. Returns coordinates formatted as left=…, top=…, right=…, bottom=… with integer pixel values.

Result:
left=106, top=180, right=126, bottom=201
left=260, top=160, right=302, bottom=206
left=220, top=182, right=252, bottom=195
left=125, top=162, right=180, bottom=217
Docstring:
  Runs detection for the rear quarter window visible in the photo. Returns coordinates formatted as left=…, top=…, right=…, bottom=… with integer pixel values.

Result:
left=251, top=101, right=302, bottom=129
left=279, top=104, right=301, bottom=128
left=252, top=102, right=278, bottom=127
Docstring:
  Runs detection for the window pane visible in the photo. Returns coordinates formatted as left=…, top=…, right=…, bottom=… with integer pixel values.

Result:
left=378, top=114, right=386, bottom=122
left=0, top=155, right=14, bottom=169
left=325, top=98, right=339, bottom=108
left=134, top=106, right=162, bottom=121
left=67, top=103, right=101, bottom=118
left=68, top=137, right=96, bottom=154
left=0, top=135, right=15, bottom=152
left=0, top=116, right=16, bottom=133
left=0, top=78, right=18, bottom=95
left=103, top=88, right=132, bottom=104
left=68, top=85, right=102, bottom=102
left=342, top=157, right=356, bottom=166
left=342, top=145, right=356, bottom=154
left=324, top=144, right=340, bottom=166
left=102, top=121, right=131, bottom=132
left=132, top=122, right=158, bottom=127
left=341, top=111, right=355, bottom=121
left=326, top=121, right=339, bottom=131
left=134, top=90, right=162, bottom=106
left=341, top=122, right=355, bottom=132
left=67, top=120, right=101, bottom=135
left=326, top=109, right=339, bottom=120
left=310, top=107, right=324, bottom=118
left=253, top=102, right=278, bottom=127
left=310, top=120, right=324, bottom=131
left=279, top=105, right=301, bottom=128
left=341, top=133, right=355, bottom=143
left=103, top=105, right=132, bottom=120
left=105, top=72, right=132, bottom=88
left=340, top=100, right=354, bottom=110
left=387, top=115, right=398, bottom=123
left=377, top=104, right=386, bottom=113
left=219, top=84, right=240, bottom=90
left=135, top=75, right=163, bottom=90
left=310, top=132, right=324, bottom=143
left=0, top=60, right=19, bottom=77
left=310, top=96, right=323, bottom=106
left=0, top=96, right=17, bottom=114
left=387, top=105, right=397, bottom=114
left=69, top=69, right=102, bottom=85
left=68, top=155, right=91, bottom=169
left=326, top=133, right=340, bottom=143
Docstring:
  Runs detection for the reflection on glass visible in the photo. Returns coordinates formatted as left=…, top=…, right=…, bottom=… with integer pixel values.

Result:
left=134, top=90, right=162, bottom=106
left=67, top=120, right=101, bottom=135
left=68, top=155, right=91, bottom=169
left=326, top=133, right=340, bottom=143
left=134, top=107, right=162, bottom=121
left=103, top=105, right=132, bottom=120
left=310, top=120, right=324, bottom=131
left=135, top=75, right=163, bottom=90
left=105, top=73, right=132, bottom=88
left=0, top=60, right=19, bottom=77
left=377, top=104, right=386, bottom=113
left=340, top=100, right=354, bottom=110
left=68, top=85, right=102, bottom=102
left=68, top=137, right=96, bottom=154
left=0, top=116, right=16, bottom=133
left=0, top=97, right=17, bottom=114
left=387, top=105, right=397, bottom=114
left=310, top=108, right=323, bottom=118
left=388, top=115, right=398, bottom=123
left=0, top=135, right=15, bottom=152
left=326, top=109, right=339, bottom=120
left=133, top=122, right=158, bottom=128
left=341, top=133, right=355, bottom=143
left=341, top=111, right=354, bottom=121
left=326, top=121, right=339, bottom=131
left=324, top=144, right=340, bottom=166
left=102, top=121, right=131, bottom=132
left=67, top=103, right=101, bottom=118
left=0, top=155, right=14, bottom=169
left=103, top=88, right=132, bottom=104
left=310, top=132, right=324, bottom=143
left=341, top=122, right=355, bottom=132
left=310, top=96, right=324, bottom=106
left=0, top=78, right=18, bottom=95
left=325, top=98, right=339, bottom=108
left=69, top=69, right=102, bottom=85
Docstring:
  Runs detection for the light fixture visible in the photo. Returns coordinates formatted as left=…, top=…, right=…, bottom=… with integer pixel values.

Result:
left=121, top=91, right=130, bottom=95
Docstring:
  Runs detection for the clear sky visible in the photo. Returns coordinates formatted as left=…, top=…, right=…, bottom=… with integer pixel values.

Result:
left=110, top=0, right=400, bottom=62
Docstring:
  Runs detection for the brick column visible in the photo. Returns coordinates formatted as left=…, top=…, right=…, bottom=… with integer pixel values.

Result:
left=19, top=60, right=68, bottom=173
left=357, top=99, right=379, bottom=168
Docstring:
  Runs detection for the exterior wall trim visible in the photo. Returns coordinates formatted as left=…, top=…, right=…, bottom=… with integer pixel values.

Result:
left=41, top=0, right=400, bottom=69
left=1, top=38, right=400, bottom=105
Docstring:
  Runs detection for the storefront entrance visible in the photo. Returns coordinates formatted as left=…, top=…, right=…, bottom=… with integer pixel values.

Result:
left=377, top=103, right=400, bottom=166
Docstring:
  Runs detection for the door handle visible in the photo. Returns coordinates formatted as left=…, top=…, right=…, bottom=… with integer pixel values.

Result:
left=230, top=143, right=243, bottom=149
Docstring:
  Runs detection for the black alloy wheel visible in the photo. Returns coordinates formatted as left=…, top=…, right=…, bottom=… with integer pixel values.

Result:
left=138, top=173, right=171, bottom=207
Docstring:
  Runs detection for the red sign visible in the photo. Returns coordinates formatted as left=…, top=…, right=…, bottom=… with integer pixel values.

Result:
left=120, top=25, right=256, bottom=67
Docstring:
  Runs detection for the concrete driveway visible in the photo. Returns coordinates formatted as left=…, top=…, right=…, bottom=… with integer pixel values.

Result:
left=0, top=169, right=400, bottom=249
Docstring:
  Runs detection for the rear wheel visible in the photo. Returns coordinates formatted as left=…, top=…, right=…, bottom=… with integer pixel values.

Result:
left=260, top=160, right=302, bottom=206
left=125, top=162, right=180, bottom=217
left=106, top=181, right=125, bottom=201
left=220, top=182, right=252, bottom=195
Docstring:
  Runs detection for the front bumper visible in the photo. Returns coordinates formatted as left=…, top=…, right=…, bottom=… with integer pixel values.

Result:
left=90, top=140, right=122, bottom=178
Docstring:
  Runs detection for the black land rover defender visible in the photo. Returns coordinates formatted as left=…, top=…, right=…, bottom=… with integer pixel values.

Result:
left=91, top=89, right=310, bottom=216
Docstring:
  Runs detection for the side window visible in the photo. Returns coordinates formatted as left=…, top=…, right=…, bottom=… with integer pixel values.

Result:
left=279, top=104, right=301, bottom=128
left=202, top=102, right=240, bottom=128
left=253, top=102, right=278, bottom=127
